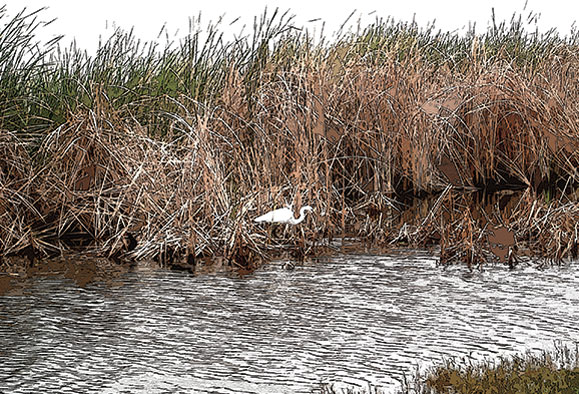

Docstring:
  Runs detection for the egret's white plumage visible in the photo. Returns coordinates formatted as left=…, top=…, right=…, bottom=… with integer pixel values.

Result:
left=254, top=205, right=313, bottom=225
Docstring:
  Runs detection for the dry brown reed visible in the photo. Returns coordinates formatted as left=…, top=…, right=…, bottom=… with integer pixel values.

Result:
left=1, top=9, right=579, bottom=271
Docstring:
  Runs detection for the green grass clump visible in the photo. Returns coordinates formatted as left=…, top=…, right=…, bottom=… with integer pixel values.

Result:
left=320, top=344, right=579, bottom=394
left=424, top=344, right=579, bottom=394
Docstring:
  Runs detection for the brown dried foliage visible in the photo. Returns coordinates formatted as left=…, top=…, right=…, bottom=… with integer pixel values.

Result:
left=2, top=40, right=579, bottom=270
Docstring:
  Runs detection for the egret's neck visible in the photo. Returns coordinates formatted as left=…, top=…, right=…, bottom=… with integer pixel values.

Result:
left=289, top=207, right=309, bottom=225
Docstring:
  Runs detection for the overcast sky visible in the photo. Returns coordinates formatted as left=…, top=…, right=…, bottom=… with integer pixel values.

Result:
left=3, top=0, right=578, bottom=53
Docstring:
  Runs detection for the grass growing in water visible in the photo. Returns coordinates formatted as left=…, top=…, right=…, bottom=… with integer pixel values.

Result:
left=421, top=343, right=579, bottom=394
left=0, top=5, right=578, bottom=270
left=320, top=343, right=579, bottom=393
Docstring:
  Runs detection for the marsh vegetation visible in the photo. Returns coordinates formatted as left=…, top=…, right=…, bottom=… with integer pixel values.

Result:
left=412, top=343, right=579, bottom=394
left=0, top=5, right=578, bottom=272
left=319, top=344, right=579, bottom=393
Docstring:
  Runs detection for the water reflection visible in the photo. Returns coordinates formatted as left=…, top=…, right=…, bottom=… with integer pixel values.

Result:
left=1, top=253, right=578, bottom=393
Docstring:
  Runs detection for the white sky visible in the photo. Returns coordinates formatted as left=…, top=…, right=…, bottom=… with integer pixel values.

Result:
left=3, top=0, right=578, bottom=54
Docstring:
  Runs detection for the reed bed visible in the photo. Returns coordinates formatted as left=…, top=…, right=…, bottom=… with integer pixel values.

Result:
left=1, top=6, right=578, bottom=271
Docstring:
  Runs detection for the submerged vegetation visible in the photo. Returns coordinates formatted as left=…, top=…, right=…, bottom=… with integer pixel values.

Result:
left=0, top=5, right=578, bottom=271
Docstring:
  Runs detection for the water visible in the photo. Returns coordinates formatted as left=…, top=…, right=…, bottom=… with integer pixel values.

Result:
left=1, top=252, right=578, bottom=393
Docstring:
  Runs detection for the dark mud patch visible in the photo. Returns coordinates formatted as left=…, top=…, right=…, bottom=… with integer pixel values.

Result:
left=0, top=274, right=13, bottom=296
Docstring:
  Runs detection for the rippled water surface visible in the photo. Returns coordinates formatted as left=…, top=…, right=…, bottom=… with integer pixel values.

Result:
left=1, top=252, right=578, bottom=393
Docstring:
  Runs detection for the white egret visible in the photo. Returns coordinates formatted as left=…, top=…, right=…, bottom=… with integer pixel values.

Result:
left=254, top=205, right=313, bottom=225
